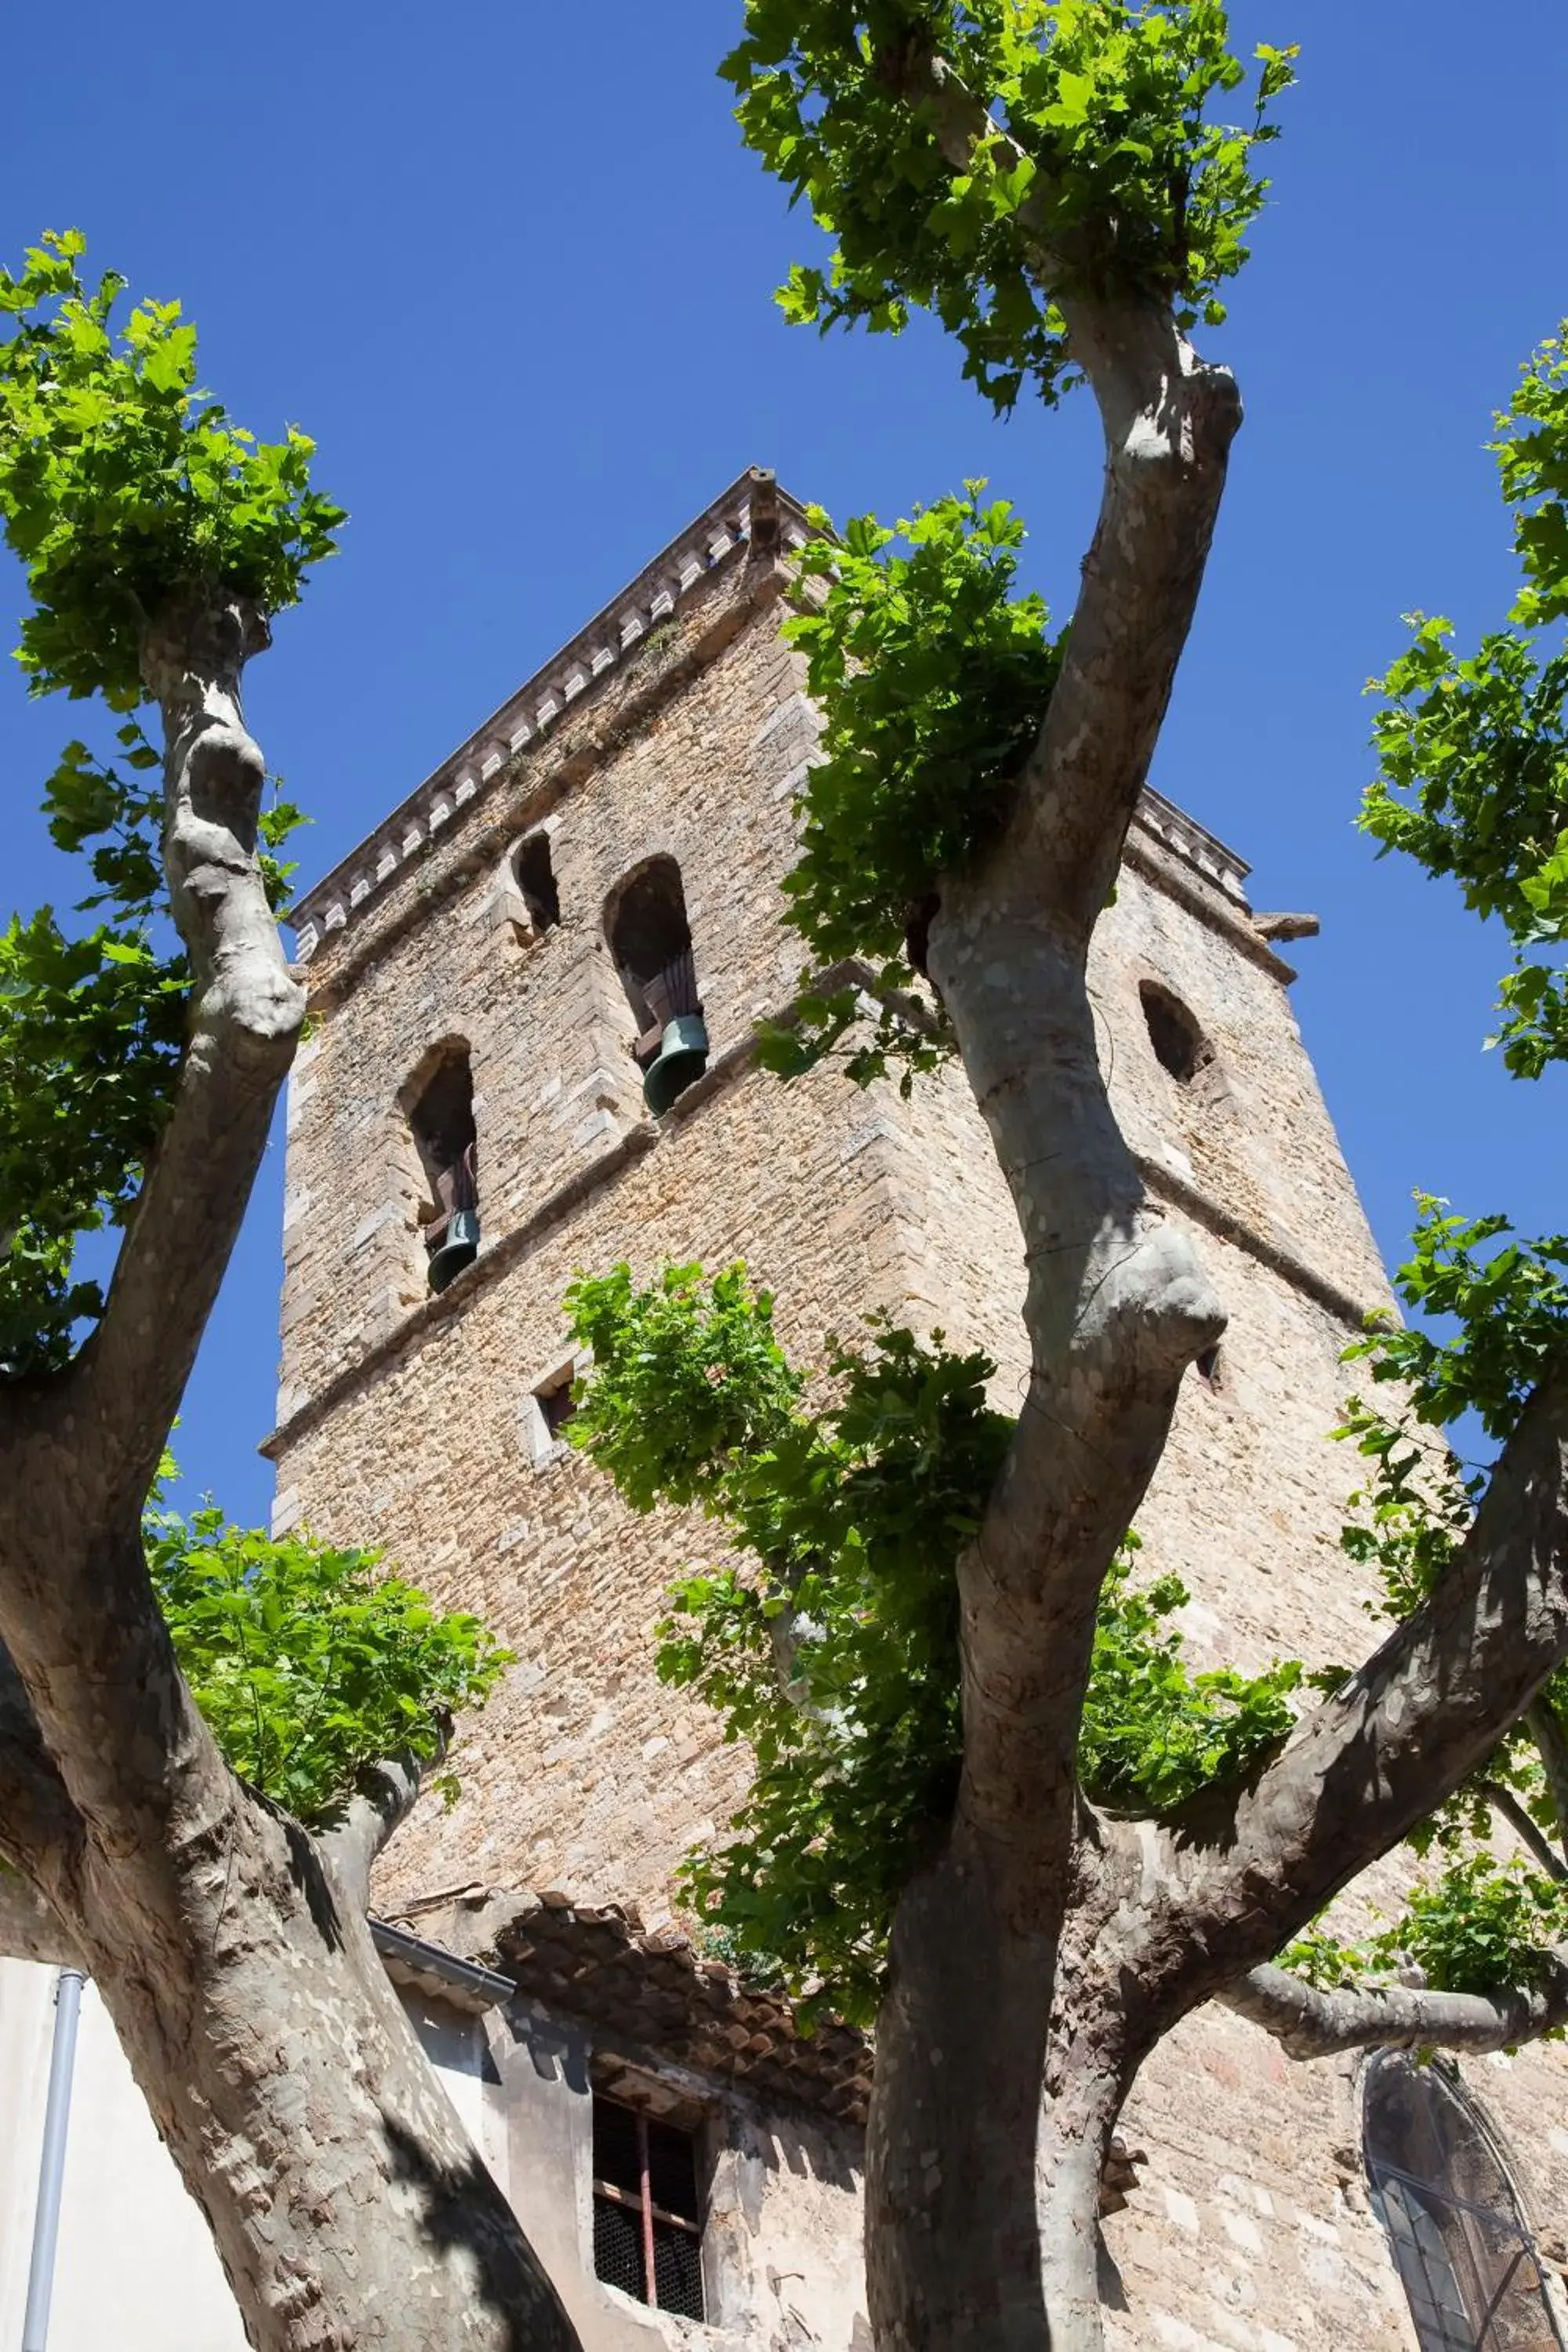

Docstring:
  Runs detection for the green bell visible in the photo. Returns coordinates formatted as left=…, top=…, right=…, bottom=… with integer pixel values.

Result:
left=643, top=1014, right=710, bottom=1116
left=428, top=1207, right=480, bottom=1294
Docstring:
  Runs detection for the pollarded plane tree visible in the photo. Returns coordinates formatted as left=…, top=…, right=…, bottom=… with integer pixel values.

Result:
left=0, top=236, right=583, bottom=2352
left=559, top=9, right=1568, bottom=2351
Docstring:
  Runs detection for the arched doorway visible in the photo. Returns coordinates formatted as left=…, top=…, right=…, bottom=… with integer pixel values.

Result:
left=1364, top=2052, right=1563, bottom=2350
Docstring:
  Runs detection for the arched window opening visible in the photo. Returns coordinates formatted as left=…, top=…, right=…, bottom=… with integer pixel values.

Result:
left=606, top=858, right=708, bottom=1116
left=1139, top=982, right=1210, bottom=1086
left=515, top=833, right=560, bottom=933
left=1364, top=2053, right=1564, bottom=2351
left=408, top=1050, right=479, bottom=1295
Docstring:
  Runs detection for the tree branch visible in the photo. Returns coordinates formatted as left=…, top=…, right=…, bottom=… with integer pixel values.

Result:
left=1221, top=1960, right=1568, bottom=2060
left=0, top=1505, right=241, bottom=1949
left=1478, top=1777, right=1568, bottom=1880
left=0, top=1635, right=85, bottom=1871
left=1149, top=1367, right=1568, bottom=2009
left=0, top=1865, right=84, bottom=1967
left=0, top=1637, right=88, bottom=1962
left=1528, top=1693, right=1568, bottom=1860
left=871, top=35, right=1061, bottom=266
left=318, top=1747, right=437, bottom=1913
left=878, top=32, right=1242, bottom=939
left=69, top=590, right=304, bottom=1514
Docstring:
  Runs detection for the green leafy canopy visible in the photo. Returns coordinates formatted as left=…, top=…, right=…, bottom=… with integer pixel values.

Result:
left=724, top=2, right=1296, bottom=413
left=1365, top=328, right=1568, bottom=1076
left=564, top=1261, right=1305, bottom=2023
left=759, top=484, right=1059, bottom=1091
left=0, top=229, right=344, bottom=707
left=147, top=1478, right=510, bottom=1826
left=0, top=231, right=321, bottom=1374
left=0, top=234, right=506, bottom=1862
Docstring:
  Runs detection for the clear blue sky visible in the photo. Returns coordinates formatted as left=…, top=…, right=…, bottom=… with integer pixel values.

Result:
left=3, top=2, right=1566, bottom=1526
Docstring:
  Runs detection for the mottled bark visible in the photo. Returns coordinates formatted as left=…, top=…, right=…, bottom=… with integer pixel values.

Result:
left=1223, top=1958, right=1568, bottom=2059
left=850, top=39, right=1568, bottom=2352
left=0, top=592, right=581, bottom=2352
left=862, top=165, right=1240, bottom=2347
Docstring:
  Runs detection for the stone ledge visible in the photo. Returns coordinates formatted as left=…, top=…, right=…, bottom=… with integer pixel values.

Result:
left=296, top=556, right=792, bottom=1017
left=1136, top=1153, right=1383, bottom=1333
left=1122, top=823, right=1299, bottom=986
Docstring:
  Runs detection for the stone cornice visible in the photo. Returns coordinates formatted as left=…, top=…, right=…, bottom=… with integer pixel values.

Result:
left=1138, top=784, right=1251, bottom=906
left=289, top=470, right=1264, bottom=964
left=291, top=467, right=810, bottom=960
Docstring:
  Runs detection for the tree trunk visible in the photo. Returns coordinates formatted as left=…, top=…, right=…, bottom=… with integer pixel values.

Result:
left=73, top=1809, right=579, bottom=2352
left=866, top=1846, right=1060, bottom=2350
left=0, top=586, right=585, bottom=2352
left=855, top=268, right=1241, bottom=2352
left=1036, top=2030, right=1131, bottom=2352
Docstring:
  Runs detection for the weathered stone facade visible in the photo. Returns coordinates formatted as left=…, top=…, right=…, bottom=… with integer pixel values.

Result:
left=267, top=472, right=1568, bottom=2352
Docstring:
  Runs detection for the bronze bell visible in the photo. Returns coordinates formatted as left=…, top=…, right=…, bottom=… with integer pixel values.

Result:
left=427, top=1207, right=480, bottom=1294
left=643, top=1014, right=710, bottom=1116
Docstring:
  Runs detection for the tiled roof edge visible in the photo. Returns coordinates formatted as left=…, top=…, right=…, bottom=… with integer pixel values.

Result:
left=383, top=1889, right=873, bottom=2129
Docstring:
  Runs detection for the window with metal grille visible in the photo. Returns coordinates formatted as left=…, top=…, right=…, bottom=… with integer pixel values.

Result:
left=590, top=2094, right=705, bottom=2321
left=1365, top=2052, right=1564, bottom=2351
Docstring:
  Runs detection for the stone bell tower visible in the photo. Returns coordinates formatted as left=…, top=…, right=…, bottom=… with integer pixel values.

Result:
left=267, top=469, right=1568, bottom=2352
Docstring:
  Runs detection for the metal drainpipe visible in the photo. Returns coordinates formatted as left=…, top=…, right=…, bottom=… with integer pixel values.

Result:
left=20, top=1967, right=85, bottom=2352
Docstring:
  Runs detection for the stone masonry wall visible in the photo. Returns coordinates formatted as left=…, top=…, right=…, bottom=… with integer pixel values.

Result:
left=270, top=521, right=1568, bottom=2352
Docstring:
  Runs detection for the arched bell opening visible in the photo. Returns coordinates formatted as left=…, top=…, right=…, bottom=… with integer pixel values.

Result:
left=605, top=856, right=708, bottom=1116
left=405, top=1046, right=480, bottom=1295
left=1363, top=2050, right=1565, bottom=2351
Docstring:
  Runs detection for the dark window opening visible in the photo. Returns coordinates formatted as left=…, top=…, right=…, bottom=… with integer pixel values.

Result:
left=408, top=1051, right=479, bottom=1294
left=591, top=2095, right=705, bottom=2321
left=1139, top=982, right=1210, bottom=1085
left=606, top=858, right=708, bottom=1114
left=1365, top=2053, right=1564, bottom=2351
left=536, top=1369, right=577, bottom=1439
left=515, top=833, right=560, bottom=932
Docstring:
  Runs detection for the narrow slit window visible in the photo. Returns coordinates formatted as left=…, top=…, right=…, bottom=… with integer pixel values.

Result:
left=590, top=2095, right=705, bottom=2321
left=515, top=833, right=560, bottom=932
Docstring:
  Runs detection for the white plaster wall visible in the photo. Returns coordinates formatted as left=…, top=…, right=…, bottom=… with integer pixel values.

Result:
left=0, top=1957, right=248, bottom=2352
left=0, top=1962, right=501, bottom=2352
